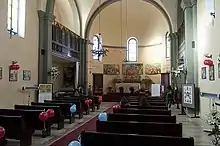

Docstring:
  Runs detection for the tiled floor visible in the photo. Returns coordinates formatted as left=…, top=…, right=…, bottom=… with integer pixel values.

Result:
left=6, top=103, right=215, bottom=146
left=171, top=105, right=213, bottom=146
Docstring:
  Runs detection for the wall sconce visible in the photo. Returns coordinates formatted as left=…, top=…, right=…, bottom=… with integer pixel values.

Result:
left=204, top=53, right=212, bottom=58
left=210, top=12, right=215, bottom=18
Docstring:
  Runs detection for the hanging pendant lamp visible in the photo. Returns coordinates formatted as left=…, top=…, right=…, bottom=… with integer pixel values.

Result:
left=91, top=0, right=108, bottom=61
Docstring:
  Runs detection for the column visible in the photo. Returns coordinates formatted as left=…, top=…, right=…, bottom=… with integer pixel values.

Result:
left=181, top=0, right=197, bottom=85
left=75, top=62, right=80, bottom=88
left=83, top=39, right=89, bottom=95
left=79, top=38, right=88, bottom=94
left=192, top=0, right=198, bottom=87
left=78, top=38, right=83, bottom=86
left=170, top=32, right=178, bottom=71
left=38, top=10, right=56, bottom=84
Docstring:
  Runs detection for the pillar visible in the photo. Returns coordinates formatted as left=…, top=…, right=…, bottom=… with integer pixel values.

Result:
left=181, top=0, right=198, bottom=86
left=79, top=39, right=88, bottom=94
left=38, top=10, right=55, bottom=83
left=170, top=32, right=179, bottom=71
left=75, top=62, right=80, bottom=88
left=192, top=0, right=198, bottom=87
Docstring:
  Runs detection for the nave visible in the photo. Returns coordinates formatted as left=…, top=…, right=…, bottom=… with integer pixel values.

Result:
left=0, top=91, right=214, bottom=146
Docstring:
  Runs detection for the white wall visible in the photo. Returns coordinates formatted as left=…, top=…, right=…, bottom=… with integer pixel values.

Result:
left=197, top=0, right=220, bottom=119
left=0, top=0, right=39, bottom=108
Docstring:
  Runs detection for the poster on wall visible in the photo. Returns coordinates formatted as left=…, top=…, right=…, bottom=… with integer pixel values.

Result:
left=38, top=84, right=53, bottom=103
left=182, top=83, right=195, bottom=108
left=151, top=84, right=161, bottom=97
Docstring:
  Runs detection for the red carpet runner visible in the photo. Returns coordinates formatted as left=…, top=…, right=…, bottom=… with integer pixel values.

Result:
left=49, top=107, right=113, bottom=146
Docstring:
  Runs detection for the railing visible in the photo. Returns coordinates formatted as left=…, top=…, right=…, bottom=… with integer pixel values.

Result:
left=52, top=21, right=80, bottom=60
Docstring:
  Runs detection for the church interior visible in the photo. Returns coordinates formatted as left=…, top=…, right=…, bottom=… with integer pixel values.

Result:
left=0, top=0, right=219, bottom=145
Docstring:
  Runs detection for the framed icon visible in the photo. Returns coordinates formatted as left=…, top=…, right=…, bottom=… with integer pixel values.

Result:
left=9, top=70, right=18, bottom=81
left=23, top=70, right=31, bottom=81
left=201, top=67, right=206, bottom=79
left=209, top=65, right=215, bottom=81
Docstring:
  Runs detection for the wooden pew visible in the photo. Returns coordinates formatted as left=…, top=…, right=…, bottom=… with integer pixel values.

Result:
left=113, top=108, right=171, bottom=116
left=54, top=97, right=90, bottom=114
left=31, top=102, right=75, bottom=124
left=68, top=96, right=99, bottom=111
left=81, top=131, right=194, bottom=146
left=0, top=135, right=6, bottom=146
left=129, top=101, right=166, bottom=106
left=14, top=105, right=65, bottom=130
left=46, top=100, right=83, bottom=118
left=96, top=120, right=182, bottom=137
left=0, top=115, right=32, bottom=146
left=128, top=99, right=165, bottom=103
left=0, top=109, right=51, bottom=137
left=121, top=105, right=168, bottom=110
left=107, top=113, right=176, bottom=123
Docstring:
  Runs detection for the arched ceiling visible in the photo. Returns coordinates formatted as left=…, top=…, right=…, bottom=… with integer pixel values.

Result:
left=38, top=0, right=178, bottom=37
left=88, top=0, right=169, bottom=46
left=75, top=0, right=178, bottom=37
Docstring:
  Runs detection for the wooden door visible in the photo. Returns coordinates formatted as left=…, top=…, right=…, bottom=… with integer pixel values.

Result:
left=93, top=73, right=103, bottom=95
left=161, top=73, right=170, bottom=89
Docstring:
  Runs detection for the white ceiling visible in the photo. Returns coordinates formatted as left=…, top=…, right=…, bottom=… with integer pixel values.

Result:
left=50, top=0, right=178, bottom=37
left=75, top=0, right=178, bottom=35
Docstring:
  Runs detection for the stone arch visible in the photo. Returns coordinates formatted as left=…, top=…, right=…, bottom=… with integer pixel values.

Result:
left=84, top=0, right=173, bottom=39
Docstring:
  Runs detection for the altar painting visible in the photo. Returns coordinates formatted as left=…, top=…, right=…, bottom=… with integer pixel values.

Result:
left=103, top=64, right=120, bottom=75
left=145, top=63, right=161, bottom=75
left=122, top=64, right=143, bottom=75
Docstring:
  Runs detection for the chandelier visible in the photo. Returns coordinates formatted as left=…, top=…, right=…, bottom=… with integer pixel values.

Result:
left=90, top=0, right=108, bottom=60
left=91, top=33, right=108, bottom=59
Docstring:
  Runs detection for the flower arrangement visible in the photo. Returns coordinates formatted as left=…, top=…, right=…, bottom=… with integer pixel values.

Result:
left=48, top=66, right=60, bottom=79
left=206, top=109, right=220, bottom=146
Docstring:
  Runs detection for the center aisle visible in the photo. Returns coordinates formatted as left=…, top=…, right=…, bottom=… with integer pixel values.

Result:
left=46, top=102, right=115, bottom=146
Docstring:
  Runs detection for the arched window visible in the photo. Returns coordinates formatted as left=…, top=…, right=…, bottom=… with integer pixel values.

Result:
left=7, top=0, right=26, bottom=37
left=165, top=32, right=170, bottom=58
left=127, top=37, right=138, bottom=62
left=92, top=34, right=102, bottom=61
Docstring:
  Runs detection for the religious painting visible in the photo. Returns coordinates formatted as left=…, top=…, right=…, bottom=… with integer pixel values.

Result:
left=103, top=64, right=120, bottom=75
left=201, top=67, right=206, bottom=79
left=145, top=63, right=161, bottom=75
left=0, top=67, right=2, bottom=80
left=209, top=65, right=215, bottom=81
left=23, top=70, right=31, bottom=81
left=63, top=67, right=74, bottom=87
left=122, top=64, right=143, bottom=75
left=218, top=63, right=220, bottom=78
left=9, top=70, right=18, bottom=81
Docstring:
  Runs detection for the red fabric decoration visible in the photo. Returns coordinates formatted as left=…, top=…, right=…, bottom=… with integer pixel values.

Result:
left=204, top=59, right=213, bottom=66
left=98, top=96, right=102, bottom=104
left=39, top=112, right=48, bottom=121
left=85, top=100, right=89, bottom=105
left=9, top=64, right=20, bottom=70
left=0, top=127, right=5, bottom=138
left=88, top=99, right=92, bottom=105
left=113, top=104, right=120, bottom=109
left=46, top=109, right=55, bottom=118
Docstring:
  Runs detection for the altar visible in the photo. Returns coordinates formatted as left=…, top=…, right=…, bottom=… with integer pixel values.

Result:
left=115, top=83, right=140, bottom=93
